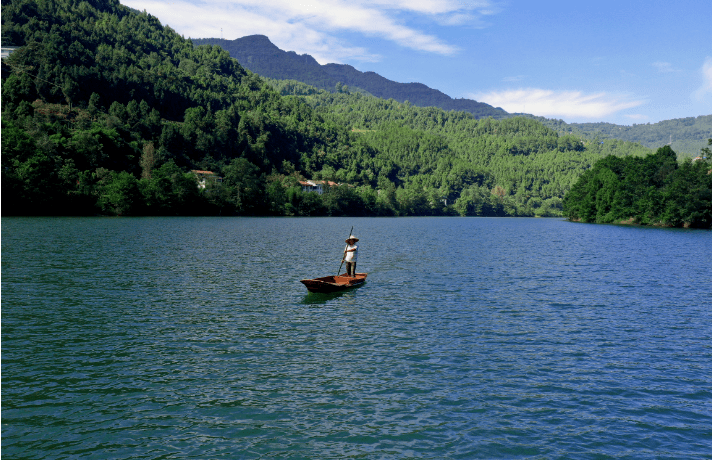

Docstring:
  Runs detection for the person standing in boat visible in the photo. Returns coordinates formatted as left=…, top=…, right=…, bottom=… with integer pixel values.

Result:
left=343, top=235, right=359, bottom=277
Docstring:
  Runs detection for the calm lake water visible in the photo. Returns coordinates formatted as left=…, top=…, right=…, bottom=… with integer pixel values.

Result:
left=2, top=217, right=711, bottom=459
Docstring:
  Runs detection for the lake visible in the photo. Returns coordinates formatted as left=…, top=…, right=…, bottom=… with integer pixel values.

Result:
left=2, top=217, right=711, bottom=459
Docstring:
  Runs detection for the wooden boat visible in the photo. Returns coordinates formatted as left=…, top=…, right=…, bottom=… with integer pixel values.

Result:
left=300, top=273, right=367, bottom=293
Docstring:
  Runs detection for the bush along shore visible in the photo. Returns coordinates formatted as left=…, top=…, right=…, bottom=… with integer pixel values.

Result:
left=562, top=144, right=712, bottom=228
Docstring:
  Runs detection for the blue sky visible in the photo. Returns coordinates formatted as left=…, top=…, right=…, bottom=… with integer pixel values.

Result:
left=122, top=0, right=712, bottom=125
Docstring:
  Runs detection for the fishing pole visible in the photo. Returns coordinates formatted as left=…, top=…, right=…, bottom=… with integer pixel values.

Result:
left=337, top=225, right=353, bottom=276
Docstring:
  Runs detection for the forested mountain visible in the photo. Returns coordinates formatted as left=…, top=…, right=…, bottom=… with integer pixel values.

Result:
left=525, top=114, right=712, bottom=158
left=264, top=79, right=655, bottom=217
left=3, top=0, right=707, bottom=224
left=194, top=35, right=711, bottom=157
left=1, top=0, right=352, bottom=215
left=192, top=36, right=508, bottom=119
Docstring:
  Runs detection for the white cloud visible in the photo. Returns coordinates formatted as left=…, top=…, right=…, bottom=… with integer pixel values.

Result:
left=363, top=0, right=493, bottom=15
left=435, top=13, right=478, bottom=26
left=692, top=56, right=712, bottom=101
left=624, top=114, right=648, bottom=121
left=652, top=61, right=681, bottom=73
left=121, top=0, right=497, bottom=62
left=470, top=88, right=646, bottom=119
left=122, top=0, right=377, bottom=62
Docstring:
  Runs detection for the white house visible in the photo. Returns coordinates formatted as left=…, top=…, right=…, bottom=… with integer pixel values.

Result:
left=299, top=180, right=323, bottom=194
left=191, top=170, right=223, bottom=189
left=1, top=46, right=19, bottom=59
left=299, top=180, right=340, bottom=195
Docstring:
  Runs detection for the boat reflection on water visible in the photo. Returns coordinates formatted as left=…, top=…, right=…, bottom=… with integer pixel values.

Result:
left=301, top=290, right=350, bottom=305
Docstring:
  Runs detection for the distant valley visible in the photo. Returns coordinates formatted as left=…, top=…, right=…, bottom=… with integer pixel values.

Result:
left=193, top=35, right=711, bottom=157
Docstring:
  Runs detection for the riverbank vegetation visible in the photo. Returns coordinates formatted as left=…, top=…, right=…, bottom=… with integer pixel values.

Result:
left=562, top=144, right=712, bottom=228
left=4, top=0, right=703, bottom=222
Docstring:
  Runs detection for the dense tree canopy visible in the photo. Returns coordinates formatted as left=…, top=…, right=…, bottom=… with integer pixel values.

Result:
left=1, top=0, right=348, bottom=215
left=3, top=0, right=707, bottom=224
left=279, top=87, right=653, bottom=217
left=562, top=145, right=712, bottom=228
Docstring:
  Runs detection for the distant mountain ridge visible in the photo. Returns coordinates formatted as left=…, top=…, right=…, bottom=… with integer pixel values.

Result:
left=526, top=114, right=712, bottom=157
left=192, top=35, right=711, bottom=156
left=191, top=35, right=509, bottom=119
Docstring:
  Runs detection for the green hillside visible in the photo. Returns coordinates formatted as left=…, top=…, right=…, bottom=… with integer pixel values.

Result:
left=522, top=114, right=712, bottom=158
left=1, top=0, right=354, bottom=215
left=192, top=36, right=508, bottom=119
left=5, top=0, right=698, bottom=221
left=267, top=80, right=654, bottom=216
left=194, top=35, right=710, bottom=158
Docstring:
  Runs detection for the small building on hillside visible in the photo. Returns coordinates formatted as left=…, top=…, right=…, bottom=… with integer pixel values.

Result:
left=300, top=180, right=323, bottom=194
left=1, top=46, right=19, bottom=59
left=299, top=180, right=340, bottom=195
left=191, top=170, right=223, bottom=189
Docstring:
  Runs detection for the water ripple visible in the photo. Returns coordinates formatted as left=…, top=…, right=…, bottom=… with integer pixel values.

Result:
left=3, top=217, right=711, bottom=459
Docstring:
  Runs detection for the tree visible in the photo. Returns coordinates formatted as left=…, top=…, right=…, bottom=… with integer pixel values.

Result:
left=563, top=146, right=711, bottom=228
left=99, top=171, right=141, bottom=216
left=265, top=178, right=288, bottom=215
left=140, top=161, right=202, bottom=215
left=454, top=185, right=498, bottom=216
left=88, top=92, right=101, bottom=116
left=140, top=142, right=156, bottom=180
left=222, top=158, right=265, bottom=214
left=661, top=159, right=712, bottom=228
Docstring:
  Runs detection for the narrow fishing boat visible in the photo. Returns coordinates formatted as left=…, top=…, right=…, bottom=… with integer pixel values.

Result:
left=301, top=227, right=367, bottom=293
left=300, top=273, right=367, bottom=293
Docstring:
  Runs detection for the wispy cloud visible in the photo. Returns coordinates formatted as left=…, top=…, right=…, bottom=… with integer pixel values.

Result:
left=652, top=61, right=681, bottom=73
left=434, top=13, right=480, bottom=26
left=363, top=0, right=492, bottom=15
left=624, top=114, right=648, bottom=121
left=121, top=0, right=497, bottom=63
left=692, top=56, right=712, bottom=101
left=470, top=88, right=646, bottom=119
left=502, top=75, right=525, bottom=82
left=122, top=0, right=365, bottom=63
